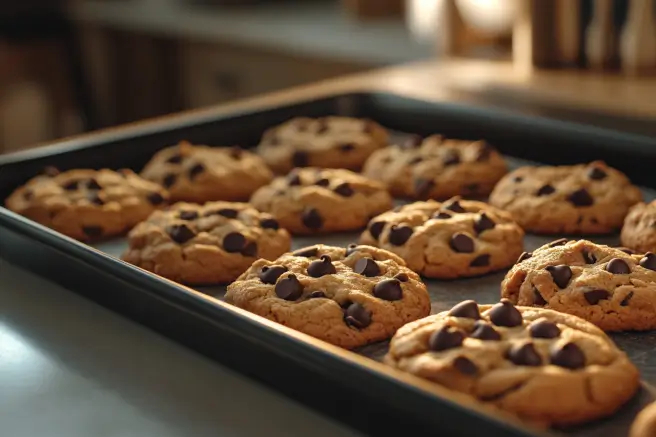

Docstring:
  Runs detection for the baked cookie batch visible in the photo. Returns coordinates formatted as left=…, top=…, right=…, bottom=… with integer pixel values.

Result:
left=6, top=115, right=656, bottom=429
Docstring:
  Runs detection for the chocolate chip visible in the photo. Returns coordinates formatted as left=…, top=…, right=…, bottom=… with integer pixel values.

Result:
left=86, top=178, right=102, bottom=190
left=507, top=343, right=542, bottom=366
left=606, top=258, right=631, bottom=274
left=582, top=250, right=597, bottom=264
left=584, top=289, right=609, bottom=305
left=188, top=163, right=205, bottom=180
left=23, top=190, right=33, bottom=200
left=241, top=241, right=258, bottom=257
left=222, top=232, right=247, bottom=253
left=163, top=173, right=177, bottom=188
left=167, top=154, right=183, bottom=164
left=354, top=258, right=380, bottom=277
left=428, top=326, right=465, bottom=352
left=453, top=356, right=478, bottom=375
left=345, top=244, right=359, bottom=256
left=293, top=246, right=319, bottom=257
left=620, top=291, right=634, bottom=306
left=368, top=221, right=386, bottom=240
left=275, top=274, right=303, bottom=301
left=260, top=217, right=280, bottom=230
left=216, top=208, right=238, bottom=219
left=533, top=287, right=547, bottom=305
left=536, top=184, right=555, bottom=196
left=394, top=272, right=409, bottom=282
left=546, top=265, right=572, bottom=288
left=259, top=265, right=288, bottom=284
left=82, top=226, right=103, bottom=238
left=373, top=278, right=403, bottom=301
left=309, top=291, right=326, bottom=299
left=62, top=180, right=80, bottom=191
left=147, top=192, right=165, bottom=205
left=588, top=167, right=607, bottom=180
left=475, top=142, right=493, bottom=162
left=287, top=171, right=302, bottom=186
left=548, top=238, right=568, bottom=248
left=474, top=213, right=495, bottom=234
left=167, top=224, right=196, bottom=244
left=567, top=188, right=594, bottom=207
left=307, top=255, right=336, bottom=278
left=448, top=300, right=480, bottom=320
left=470, top=254, right=490, bottom=267
left=179, top=210, right=199, bottom=220
left=433, top=211, right=452, bottom=220
left=408, top=156, right=423, bottom=165
left=389, top=225, right=413, bottom=246
left=402, top=135, right=423, bottom=148
left=529, top=318, right=561, bottom=339
left=443, top=199, right=465, bottom=213
left=334, top=182, right=354, bottom=197
left=414, top=178, right=434, bottom=197
left=517, top=252, right=532, bottom=263
left=443, top=150, right=460, bottom=166
left=292, top=151, right=309, bottom=167
left=339, top=143, right=355, bottom=152
left=88, top=192, right=105, bottom=206
left=344, top=303, right=371, bottom=329
left=513, top=176, right=523, bottom=183
left=43, top=166, right=60, bottom=177
left=639, top=253, right=656, bottom=271
left=489, top=299, right=523, bottom=327
left=550, top=343, right=585, bottom=370
left=616, top=247, right=635, bottom=255
left=470, top=322, right=501, bottom=341
left=301, top=208, right=323, bottom=230
left=228, top=147, right=243, bottom=160
left=449, top=233, right=475, bottom=253
left=315, top=178, right=330, bottom=187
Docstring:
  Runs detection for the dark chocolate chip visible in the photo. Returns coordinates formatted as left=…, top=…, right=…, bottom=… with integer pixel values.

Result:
left=528, top=318, right=561, bottom=339
left=217, top=208, right=238, bottom=219
left=293, top=246, right=319, bottom=257
left=344, top=303, right=371, bottom=329
left=546, top=265, right=572, bottom=289
left=533, top=287, right=547, bottom=305
left=606, top=258, right=631, bottom=274
left=402, top=135, right=423, bottom=148
left=433, top=211, right=452, bottom=220
left=163, top=173, right=177, bottom=188
left=513, top=176, right=523, bottom=183
left=536, top=184, right=555, bottom=196
left=443, top=199, right=465, bottom=213
left=287, top=170, right=302, bottom=186
left=307, top=255, right=337, bottom=278
left=147, top=192, right=165, bottom=205
left=368, top=221, right=386, bottom=240
left=82, top=226, right=103, bottom=238
left=222, top=232, right=246, bottom=253
left=43, top=166, right=60, bottom=177
left=584, top=289, right=609, bottom=305
left=315, top=119, right=329, bottom=134
left=470, top=321, right=501, bottom=341
left=188, top=163, right=205, bottom=180
left=260, top=217, right=280, bottom=230
left=88, top=192, right=105, bottom=206
left=315, top=178, right=331, bottom=187
left=517, top=252, right=532, bottom=263
left=334, top=182, right=354, bottom=197
left=373, top=278, right=403, bottom=301
left=414, top=178, right=435, bottom=197
left=167, top=224, right=196, bottom=244
left=582, top=250, right=597, bottom=264
left=588, top=167, right=607, bottom=180
left=548, top=238, right=568, bottom=248
left=241, top=241, right=258, bottom=257
left=453, top=356, right=478, bottom=375
left=259, top=265, right=288, bottom=284
left=301, top=208, right=323, bottom=230
left=448, top=300, right=480, bottom=320
left=275, top=274, right=303, bottom=301
left=470, top=254, right=490, bottom=267
left=62, top=180, right=80, bottom=191
left=550, top=343, right=585, bottom=370
left=309, top=291, right=326, bottom=299
left=428, top=326, right=466, bottom=352
left=389, top=225, right=413, bottom=246
left=394, top=272, right=409, bottom=282
left=639, top=253, right=656, bottom=271
left=507, top=343, right=542, bottom=366
left=86, top=178, right=102, bottom=190
left=179, top=210, right=199, bottom=221
left=229, top=147, right=243, bottom=160
left=442, top=150, right=461, bottom=166
left=292, top=151, right=309, bottom=167
left=339, top=143, right=355, bottom=152
left=23, top=190, right=33, bottom=200
left=345, top=244, right=359, bottom=256
left=354, top=258, right=381, bottom=277
left=474, top=213, right=495, bottom=234
left=616, top=247, right=635, bottom=255
left=449, top=233, right=475, bottom=253
left=489, top=299, right=523, bottom=327
left=620, top=291, right=634, bottom=307
left=475, top=142, right=493, bottom=162
left=567, top=188, right=594, bottom=207
left=167, top=154, right=183, bottom=164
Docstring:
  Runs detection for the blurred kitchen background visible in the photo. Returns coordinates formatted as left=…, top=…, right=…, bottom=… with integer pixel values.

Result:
left=0, top=0, right=654, bottom=153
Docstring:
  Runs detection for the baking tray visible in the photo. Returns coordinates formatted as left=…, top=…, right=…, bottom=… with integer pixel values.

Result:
left=2, top=92, right=656, bottom=437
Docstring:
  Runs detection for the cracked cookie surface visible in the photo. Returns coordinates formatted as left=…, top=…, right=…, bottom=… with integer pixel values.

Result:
left=501, top=239, right=656, bottom=331
left=362, top=135, right=507, bottom=200
left=489, top=161, right=642, bottom=234
left=140, top=141, right=273, bottom=203
left=621, top=200, right=656, bottom=254
left=225, top=244, right=430, bottom=349
left=256, top=116, right=389, bottom=174
left=122, top=201, right=291, bottom=284
left=385, top=299, right=639, bottom=426
left=360, top=198, right=524, bottom=278
left=5, top=167, right=169, bottom=241
left=249, top=167, right=393, bottom=235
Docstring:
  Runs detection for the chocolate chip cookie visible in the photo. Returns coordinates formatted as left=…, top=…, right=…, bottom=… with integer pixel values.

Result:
left=256, top=116, right=389, bottom=174
left=362, top=135, right=508, bottom=200
left=385, top=299, right=640, bottom=426
left=140, top=141, right=273, bottom=203
left=630, top=402, right=656, bottom=437
left=249, top=167, right=393, bottom=235
left=360, top=198, right=524, bottom=278
left=225, top=244, right=431, bottom=349
left=621, top=200, right=656, bottom=254
left=502, top=239, right=656, bottom=331
left=122, top=201, right=291, bottom=284
left=5, top=167, right=169, bottom=241
left=489, top=161, right=642, bottom=234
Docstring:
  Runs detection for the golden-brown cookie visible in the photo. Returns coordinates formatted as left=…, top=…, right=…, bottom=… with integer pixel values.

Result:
left=622, top=200, right=656, bottom=254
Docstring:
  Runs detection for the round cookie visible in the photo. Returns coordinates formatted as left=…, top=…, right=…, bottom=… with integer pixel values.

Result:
left=501, top=239, right=656, bottom=331
left=630, top=402, right=656, bottom=437
left=360, top=198, right=524, bottom=278
left=225, top=244, right=431, bottom=349
left=122, top=201, right=291, bottom=285
left=140, top=141, right=273, bottom=203
left=489, top=161, right=642, bottom=234
left=5, top=167, right=169, bottom=241
left=385, top=299, right=640, bottom=426
left=256, top=116, right=389, bottom=174
left=361, top=135, right=507, bottom=200
left=249, top=167, right=393, bottom=235
left=622, top=200, right=656, bottom=254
